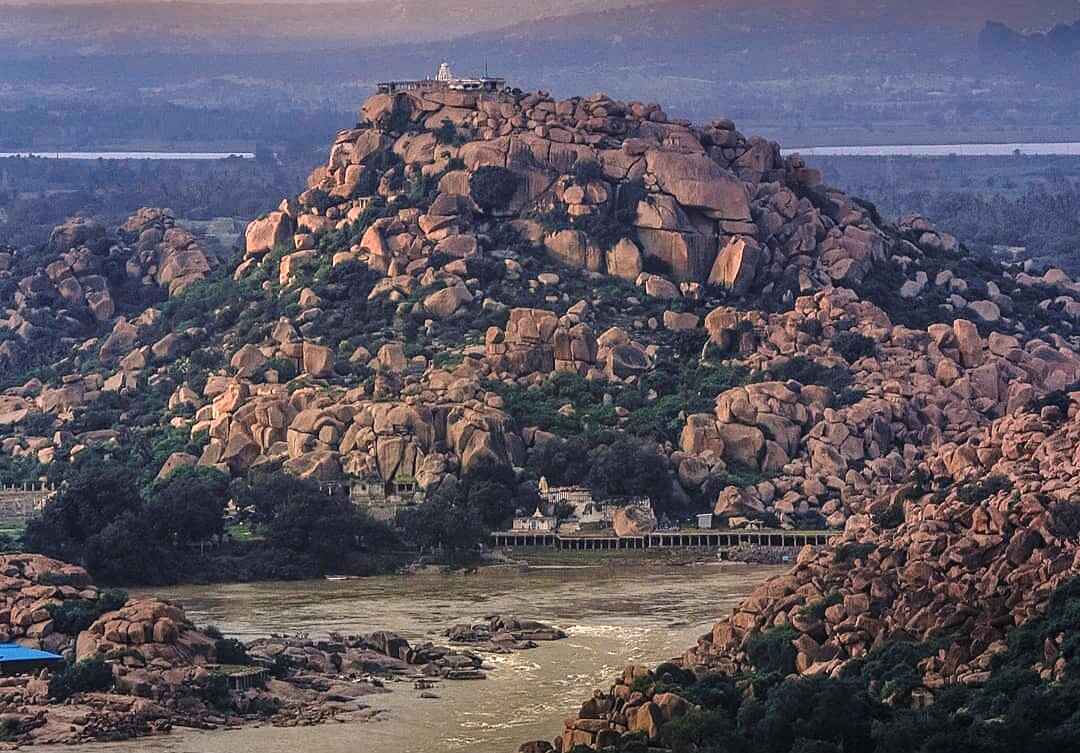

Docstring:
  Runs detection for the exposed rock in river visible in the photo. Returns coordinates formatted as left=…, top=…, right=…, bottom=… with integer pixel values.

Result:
left=0, top=553, right=522, bottom=746
left=445, top=614, right=568, bottom=651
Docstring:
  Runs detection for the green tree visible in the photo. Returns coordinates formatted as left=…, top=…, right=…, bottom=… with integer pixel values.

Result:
left=459, top=461, right=520, bottom=530
left=268, top=497, right=365, bottom=570
left=83, top=511, right=175, bottom=585
left=235, top=471, right=396, bottom=571
left=587, top=438, right=671, bottom=504
left=231, top=471, right=318, bottom=527
left=48, top=658, right=113, bottom=701
left=24, top=458, right=142, bottom=563
left=146, top=466, right=230, bottom=545
left=397, top=495, right=485, bottom=557
left=469, top=166, right=519, bottom=212
left=528, top=436, right=592, bottom=487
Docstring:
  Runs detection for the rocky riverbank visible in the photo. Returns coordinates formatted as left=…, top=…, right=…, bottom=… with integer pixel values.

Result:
left=0, top=553, right=570, bottom=746
left=522, top=392, right=1080, bottom=752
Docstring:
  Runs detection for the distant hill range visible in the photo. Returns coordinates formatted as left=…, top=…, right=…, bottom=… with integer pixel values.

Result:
left=2, top=1, right=1079, bottom=58
left=978, top=19, right=1080, bottom=71
left=4, top=2, right=1080, bottom=159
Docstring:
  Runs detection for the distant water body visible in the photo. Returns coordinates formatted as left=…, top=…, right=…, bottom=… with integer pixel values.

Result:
left=785, top=142, right=1080, bottom=157
left=0, top=151, right=254, bottom=160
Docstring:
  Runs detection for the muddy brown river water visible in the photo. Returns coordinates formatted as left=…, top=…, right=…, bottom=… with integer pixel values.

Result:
left=73, top=563, right=779, bottom=753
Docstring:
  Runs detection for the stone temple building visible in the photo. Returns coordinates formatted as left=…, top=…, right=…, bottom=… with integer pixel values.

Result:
left=377, top=62, right=506, bottom=96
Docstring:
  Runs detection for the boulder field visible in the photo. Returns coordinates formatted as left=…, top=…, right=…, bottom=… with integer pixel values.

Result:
left=3, top=84, right=1080, bottom=535
left=694, top=391, right=1080, bottom=686
left=0, top=208, right=213, bottom=369
left=156, top=85, right=1080, bottom=532
left=541, top=389, right=1080, bottom=750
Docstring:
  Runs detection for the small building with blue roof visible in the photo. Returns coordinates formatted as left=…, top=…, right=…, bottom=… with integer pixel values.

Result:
left=0, top=644, right=64, bottom=675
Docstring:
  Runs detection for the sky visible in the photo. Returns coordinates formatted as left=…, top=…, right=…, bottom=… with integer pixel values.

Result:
left=0, top=0, right=1076, bottom=27
left=0, top=0, right=649, bottom=9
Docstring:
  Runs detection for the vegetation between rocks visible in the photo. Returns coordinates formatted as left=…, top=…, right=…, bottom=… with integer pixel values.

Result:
left=583, top=577, right=1080, bottom=753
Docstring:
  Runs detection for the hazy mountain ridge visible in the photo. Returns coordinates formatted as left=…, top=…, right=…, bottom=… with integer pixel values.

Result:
left=2, top=0, right=1079, bottom=150
left=979, top=18, right=1080, bottom=69
left=1, top=0, right=1077, bottom=57
left=0, top=0, right=653, bottom=55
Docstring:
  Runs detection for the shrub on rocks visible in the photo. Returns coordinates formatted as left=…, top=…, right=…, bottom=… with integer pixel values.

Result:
left=797, top=592, right=842, bottom=621
left=46, top=588, right=127, bottom=635
left=872, top=501, right=905, bottom=530
left=830, top=331, right=877, bottom=363
left=435, top=119, right=466, bottom=146
left=767, top=356, right=863, bottom=406
left=198, top=672, right=232, bottom=710
left=1032, top=382, right=1080, bottom=420
left=214, top=637, right=250, bottom=666
left=469, top=166, right=519, bottom=212
left=532, top=205, right=573, bottom=234
left=303, top=188, right=337, bottom=214
left=572, top=160, right=605, bottom=185
left=745, top=625, right=799, bottom=676
left=262, top=356, right=298, bottom=382
left=833, top=542, right=876, bottom=564
left=269, top=653, right=294, bottom=679
left=642, top=254, right=673, bottom=276
left=797, top=318, right=824, bottom=338
left=487, top=222, right=536, bottom=256
left=572, top=211, right=634, bottom=252
left=48, top=658, right=113, bottom=701
left=955, top=474, right=1012, bottom=504
left=653, top=661, right=697, bottom=688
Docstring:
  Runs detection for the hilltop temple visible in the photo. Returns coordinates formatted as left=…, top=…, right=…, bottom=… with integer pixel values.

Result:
left=377, top=62, right=506, bottom=96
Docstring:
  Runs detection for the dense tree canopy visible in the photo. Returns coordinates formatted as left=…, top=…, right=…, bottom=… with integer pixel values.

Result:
left=23, top=457, right=401, bottom=585
left=397, top=496, right=486, bottom=559
left=145, top=467, right=230, bottom=545
left=587, top=438, right=672, bottom=507
left=24, top=460, right=142, bottom=564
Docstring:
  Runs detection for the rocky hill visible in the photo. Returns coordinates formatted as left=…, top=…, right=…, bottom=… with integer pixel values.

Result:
left=2, top=80, right=1080, bottom=751
left=693, top=393, right=1080, bottom=680
left=5, top=83, right=1080, bottom=530
left=546, top=387, right=1080, bottom=753
left=215, top=85, right=1080, bottom=524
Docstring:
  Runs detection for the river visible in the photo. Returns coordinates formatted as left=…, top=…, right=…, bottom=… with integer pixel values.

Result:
left=64, top=563, right=779, bottom=753
left=0, top=152, right=255, bottom=160
left=783, top=142, right=1080, bottom=157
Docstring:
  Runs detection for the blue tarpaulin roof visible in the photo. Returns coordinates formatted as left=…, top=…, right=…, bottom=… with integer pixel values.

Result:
left=0, top=644, right=63, bottom=662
